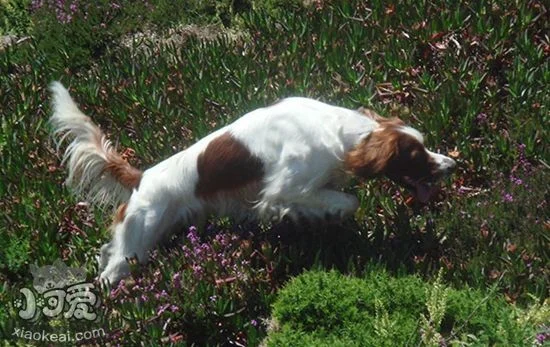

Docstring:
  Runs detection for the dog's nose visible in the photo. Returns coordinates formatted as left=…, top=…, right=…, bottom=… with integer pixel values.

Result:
left=445, top=157, right=457, bottom=171
left=428, top=151, right=457, bottom=175
left=441, top=157, right=456, bottom=175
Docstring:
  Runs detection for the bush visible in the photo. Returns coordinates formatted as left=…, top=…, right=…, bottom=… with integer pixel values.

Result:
left=0, top=0, right=32, bottom=35
left=265, top=269, right=542, bottom=346
left=24, top=0, right=256, bottom=71
left=29, top=0, right=134, bottom=70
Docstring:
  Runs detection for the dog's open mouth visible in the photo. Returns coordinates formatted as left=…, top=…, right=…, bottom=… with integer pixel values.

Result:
left=413, top=181, right=439, bottom=203
left=403, top=177, right=440, bottom=203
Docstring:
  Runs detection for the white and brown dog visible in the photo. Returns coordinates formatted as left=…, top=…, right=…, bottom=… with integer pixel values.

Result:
left=49, top=82, right=456, bottom=284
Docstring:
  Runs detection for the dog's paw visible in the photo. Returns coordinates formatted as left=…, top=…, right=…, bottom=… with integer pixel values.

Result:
left=99, top=258, right=130, bottom=287
left=97, top=242, right=113, bottom=272
left=325, top=196, right=359, bottom=221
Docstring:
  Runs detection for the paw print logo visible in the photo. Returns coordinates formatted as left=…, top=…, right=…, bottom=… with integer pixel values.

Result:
left=13, top=298, right=23, bottom=309
left=36, top=297, right=45, bottom=308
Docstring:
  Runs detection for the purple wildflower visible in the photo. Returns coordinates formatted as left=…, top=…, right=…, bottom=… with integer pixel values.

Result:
left=221, top=258, right=230, bottom=268
left=502, top=193, right=513, bottom=203
left=535, top=332, right=548, bottom=344
left=69, top=1, right=78, bottom=13
left=215, top=233, right=230, bottom=247
left=475, top=112, right=488, bottom=124
left=458, top=186, right=469, bottom=195
left=182, top=245, right=192, bottom=258
left=517, top=143, right=532, bottom=173
left=509, top=175, right=523, bottom=186
left=187, top=226, right=200, bottom=245
left=172, top=272, right=181, bottom=289
left=31, top=0, right=45, bottom=11
left=194, top=247, right=203, bottom=257
left=157, top=303, right=170, bottom=315
left=154, top=290, right=168, bottom=299
left=110, top=289, right=118, bottom=298
left=153, top=269, right=162, bottom=283
left=250, top=319, right=258, bottom=327
left=192, top=264, right=204, bottom=277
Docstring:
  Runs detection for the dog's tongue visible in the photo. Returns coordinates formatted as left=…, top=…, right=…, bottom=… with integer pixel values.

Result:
left=414, top=182, right=438, bottom=203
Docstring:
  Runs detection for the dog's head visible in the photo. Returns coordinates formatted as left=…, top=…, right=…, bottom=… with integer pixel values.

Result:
left=346, top=112, right=456, bottom=202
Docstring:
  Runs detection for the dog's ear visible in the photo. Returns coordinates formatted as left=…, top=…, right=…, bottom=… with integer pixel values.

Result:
left=345, top=127, right=399, bottom=178
left=357, top=107, right=383, bottom=122
left=357, top=107, right=405, bottom=126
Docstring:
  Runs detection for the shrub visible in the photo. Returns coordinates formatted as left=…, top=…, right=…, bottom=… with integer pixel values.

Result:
left=23, top=0, right=257, bottom=71
left=29, top=0, right=133, bottom=70
left=0, top=0, right=32, bottom=35
left=265, top=269, right=541, bottom=346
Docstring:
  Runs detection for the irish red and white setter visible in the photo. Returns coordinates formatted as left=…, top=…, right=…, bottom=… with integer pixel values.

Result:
left=50, top=82, right=456, bottom=284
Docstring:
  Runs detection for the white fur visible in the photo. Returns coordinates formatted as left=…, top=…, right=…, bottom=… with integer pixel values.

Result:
left=397, top=125, right=424, bottom=144
left=428, top=150, right=456, bottom=172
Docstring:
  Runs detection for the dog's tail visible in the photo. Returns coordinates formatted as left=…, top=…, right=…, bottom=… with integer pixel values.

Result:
left=49, top=82, right=142, bottom=208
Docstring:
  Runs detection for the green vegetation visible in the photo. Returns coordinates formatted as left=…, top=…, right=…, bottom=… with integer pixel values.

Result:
left=1, top=0, right=548, bottom=345
left=266, top=270, right=549, bottom=346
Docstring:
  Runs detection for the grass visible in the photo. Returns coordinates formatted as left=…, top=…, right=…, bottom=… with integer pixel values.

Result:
left=0, top=0, right=548, bottom=345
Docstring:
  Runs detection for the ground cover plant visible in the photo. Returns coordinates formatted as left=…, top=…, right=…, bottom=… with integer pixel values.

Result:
left=265, top=270, right=549, bottom=346
left=0, top=0, right=548, bottom=345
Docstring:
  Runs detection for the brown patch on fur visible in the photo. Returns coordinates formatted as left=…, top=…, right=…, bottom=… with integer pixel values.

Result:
left=196, top=133, right=264, bottom=199
left=114, top=202, right=128, bottom=224
left=345, top=127, right=400, bottom=178
left=345, top=126, right=436, bottom=180
left=104, top=153, right=142, bottom=189
left=357, top=107, right=405, bottom=126
left=88, top=129, right=142, bottom=190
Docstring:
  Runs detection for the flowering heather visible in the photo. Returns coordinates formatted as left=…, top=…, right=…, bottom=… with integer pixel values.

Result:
left=535, top=330, right=549, bottom=345
left=101, top=225, right=276, bottom=345
left=475, top=112, right=488, bottom=125
left=31, top=0, right=81, bottom=24
left=502, top=192, right=514, bottom=203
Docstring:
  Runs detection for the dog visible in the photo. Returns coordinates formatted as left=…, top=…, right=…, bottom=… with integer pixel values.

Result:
left=49, top=82, right=456, bottom=284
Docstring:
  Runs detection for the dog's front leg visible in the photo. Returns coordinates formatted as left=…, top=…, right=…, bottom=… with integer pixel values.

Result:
left=99, top=200, right=174, bottom=285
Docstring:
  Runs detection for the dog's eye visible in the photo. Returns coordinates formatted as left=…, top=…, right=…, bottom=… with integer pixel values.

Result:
left=409, top=149, right=420, bottom=158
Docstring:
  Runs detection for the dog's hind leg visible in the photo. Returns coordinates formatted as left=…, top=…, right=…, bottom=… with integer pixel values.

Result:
left=256, top=185, right=359, bottom=223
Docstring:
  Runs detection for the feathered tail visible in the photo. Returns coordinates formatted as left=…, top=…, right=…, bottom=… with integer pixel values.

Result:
left=49, top=81, right=142, bottom=208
